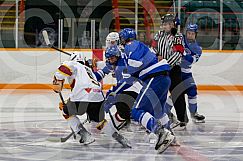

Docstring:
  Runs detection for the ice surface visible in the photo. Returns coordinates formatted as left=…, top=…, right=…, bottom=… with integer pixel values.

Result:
left=0, top=90, right=243, bottom=161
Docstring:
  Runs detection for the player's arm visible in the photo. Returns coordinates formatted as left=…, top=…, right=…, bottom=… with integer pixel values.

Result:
left=53, top=62, right=73, bottom=93
left=168, top=34, right=184, bottom=66
left=151, top=31, right=160, bottom=56
left=104, top=78, right=133, bottom=112
left=94, top=64, right=112, bottom=82
left=191, top=46, right=202, bottom=64
left=184, top=46, right=202, bottom=64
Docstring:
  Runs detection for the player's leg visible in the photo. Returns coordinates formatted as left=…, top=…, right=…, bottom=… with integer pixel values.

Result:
left=85, top=101, right=107, bottom=132
left=164, top=96, right=181, bottom=129
left=131, top=75, right=175, bottom=153
left=152, top=75, right=180, bottom=146
left=164, top=95, right=173, bottom=113
left=169, top=65, right=188, bottom=127
left=93, top=101, right=131, bottom=148
left=86, top=100, right=129, bottom=132
left=115, top=91, right=138, bottom=130
left=182, top=72, right=205, bottom=123
left=64, top=101, right=95, bottom=144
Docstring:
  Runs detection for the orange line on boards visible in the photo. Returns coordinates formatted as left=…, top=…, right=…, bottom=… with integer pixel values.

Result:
left=1, top=84, right=243, bottom=91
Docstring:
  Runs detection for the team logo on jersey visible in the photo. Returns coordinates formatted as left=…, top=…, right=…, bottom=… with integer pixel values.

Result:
left=185, top=48, right=191, bottom=55
left=85, top=88, right=92, bottom=93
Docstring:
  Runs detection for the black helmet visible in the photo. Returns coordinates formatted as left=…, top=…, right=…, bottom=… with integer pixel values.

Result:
left=161, top=14, right=175, bottom=24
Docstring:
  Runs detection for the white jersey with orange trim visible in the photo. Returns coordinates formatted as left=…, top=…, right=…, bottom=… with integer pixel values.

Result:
left=54, top=61, right=104, bottom=102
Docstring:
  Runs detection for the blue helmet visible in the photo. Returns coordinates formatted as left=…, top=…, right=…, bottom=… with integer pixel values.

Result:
left=119, top=28, right=136, bottom=42
left=186, top=24, right=198, bottom=33
left=105, top=45, right=121, bottom=59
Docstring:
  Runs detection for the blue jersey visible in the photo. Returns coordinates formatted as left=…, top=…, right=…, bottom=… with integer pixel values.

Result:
left=106, top=40, right=170, bottom=96
left=180, top=35, right=202, bottom=73
left=94, top=57, right=128, bottom=82
left=124, top=40, right=170, bottom=80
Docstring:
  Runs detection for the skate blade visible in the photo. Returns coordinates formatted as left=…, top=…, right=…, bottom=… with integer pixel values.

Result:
left=80, top=138, right=95, bottom=145
left=170, top=140, right=180, bottom=146
left=123, top=142, right=132, bottom=148
left=193, top=120, right=205, bottom=123
left=118, top=139, right=132, bottom=148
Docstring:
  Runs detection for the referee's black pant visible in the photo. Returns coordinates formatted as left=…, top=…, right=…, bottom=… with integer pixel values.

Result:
left=169, top=65, right=188, bottom=123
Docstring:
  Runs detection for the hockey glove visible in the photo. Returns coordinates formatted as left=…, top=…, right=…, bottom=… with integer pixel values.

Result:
left=59, top=102, right=67, bottom=111
left=172, top=35, right=184, bottom=55
left=52, top=78, right=64, bottom=93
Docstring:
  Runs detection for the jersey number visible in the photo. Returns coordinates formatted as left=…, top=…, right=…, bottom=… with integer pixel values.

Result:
left=174, top=36, right=182, bottom=45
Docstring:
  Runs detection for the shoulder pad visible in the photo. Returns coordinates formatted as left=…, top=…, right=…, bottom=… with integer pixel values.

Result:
left=125, top=40, right=140, bottom=53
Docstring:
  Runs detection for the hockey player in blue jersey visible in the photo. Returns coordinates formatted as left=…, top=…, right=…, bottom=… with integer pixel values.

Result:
left=166, top=24, right=205, bottom=123
left=181, top=24, right=205, bottom=123
left=103, top=28, right=175, bottom=154
left=94, top=31, right=142, bottom=130
left=95, top=44, right=141, bottom=130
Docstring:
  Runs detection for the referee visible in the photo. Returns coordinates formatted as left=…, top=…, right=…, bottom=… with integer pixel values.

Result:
left=151, top=14, right=188, bottom=128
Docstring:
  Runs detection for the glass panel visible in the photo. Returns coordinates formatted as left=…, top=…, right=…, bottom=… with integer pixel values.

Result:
left=0, top=0, right=16, bottom=47
left=222, top=1, right=242, bottom=50
left=179, top=0, right=220, bottom=49
left=1, top=0, right=242, bottom=49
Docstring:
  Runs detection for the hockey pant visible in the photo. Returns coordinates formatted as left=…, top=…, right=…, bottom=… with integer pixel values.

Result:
left=131, top=74, right=171, bottom=133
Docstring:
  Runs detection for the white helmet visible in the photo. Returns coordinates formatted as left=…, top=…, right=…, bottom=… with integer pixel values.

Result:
left=70, top=52, right=85, bottom=63
left=106, top=32, right=119, bottom=48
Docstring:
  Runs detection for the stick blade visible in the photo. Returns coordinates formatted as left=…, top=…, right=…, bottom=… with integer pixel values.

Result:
left=46, top=137, right=61, bottom=142
left=42, top=30, right=51, bottom=46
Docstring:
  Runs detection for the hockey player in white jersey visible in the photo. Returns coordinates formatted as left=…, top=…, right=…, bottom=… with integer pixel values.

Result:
left=53, top=52, right=131, bottom=147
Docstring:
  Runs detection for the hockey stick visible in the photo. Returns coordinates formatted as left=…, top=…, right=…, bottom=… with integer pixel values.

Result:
left=47, top=119, right=88, bottom=143
left=102, top=82, right=128, bottom=131
left=58, top=92, right=77, bottom=142
left=47, top=92, right=88, bottom=143
left=59, top=92, right=65, bottom=104
left=42, top=30, right=72, bottom=56
left=60, top=130, right=75, bottom=142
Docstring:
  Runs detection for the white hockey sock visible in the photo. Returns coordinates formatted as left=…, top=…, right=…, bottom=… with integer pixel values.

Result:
left=67, top=115, right=82, bottom=134
left=102, top=112, right=124, bottom=136
left=102, top=120, right=118, bottom=137
left=159, top=113, right=170, bottom=126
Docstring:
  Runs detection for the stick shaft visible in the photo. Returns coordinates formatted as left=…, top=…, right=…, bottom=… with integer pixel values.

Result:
left=60, top=131, right=75, bottom=142
left=59, top=92, right=65, bottom=104
left=50, top=45, right=72, bottom=56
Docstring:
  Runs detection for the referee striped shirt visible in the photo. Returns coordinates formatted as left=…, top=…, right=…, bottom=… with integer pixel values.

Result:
left=152, top=30, right=183, bottom=67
